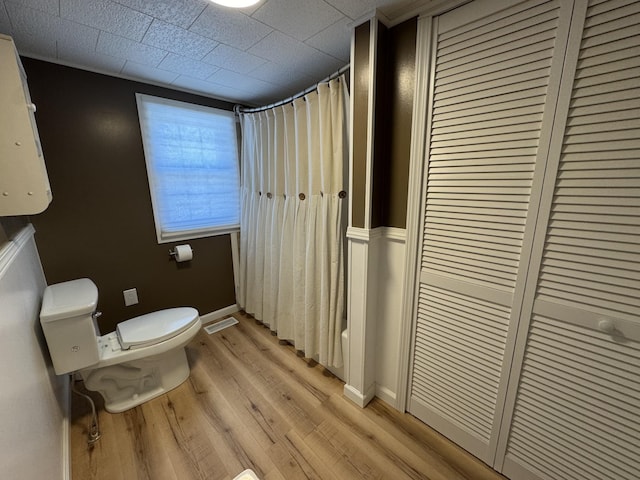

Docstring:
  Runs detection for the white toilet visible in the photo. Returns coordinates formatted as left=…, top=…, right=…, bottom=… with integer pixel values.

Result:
left=40, top=278, right=202, bottom=413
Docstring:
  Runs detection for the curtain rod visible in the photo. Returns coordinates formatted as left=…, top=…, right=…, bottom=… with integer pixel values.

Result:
left=235, top=63, right=350, bottom=115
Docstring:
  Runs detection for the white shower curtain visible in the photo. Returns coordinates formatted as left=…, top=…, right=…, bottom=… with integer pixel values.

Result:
left=238, top=76, right=349, bottom=368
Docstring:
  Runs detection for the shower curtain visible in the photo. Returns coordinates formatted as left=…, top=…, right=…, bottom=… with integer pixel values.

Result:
left=238, top=76, right=349, bottom=368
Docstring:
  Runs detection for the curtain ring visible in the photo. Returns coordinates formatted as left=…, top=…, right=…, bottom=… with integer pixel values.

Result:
left=299, top=193, right=306, bottom=200
left=259, top=191, right=262, bottom=196
left=267, top=192, right=273, bottom=199
left=338, top=190, right=347, bottom=199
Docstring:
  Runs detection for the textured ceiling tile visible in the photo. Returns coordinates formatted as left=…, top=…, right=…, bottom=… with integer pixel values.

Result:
left=142, top=20, right=217, bottom=60
left=247, top=31, right=301, bottom=64
left=247, top=61, right=315, bottom=88
left=189, top=4, right=272, bottom=51
left=202, top=44, right=266, bottom=74
left=122, top=61, right=180, bottom=84
left=248, top=30, right=343, bottom=79
left=9, top=0, right=60, bottom=16
left=324, top=0, right=416, bottom=20
left=5, top=2, right=100, bottom=51
left=9, top=30, right=56, bottom=58
left=305, top=17, right=351, bottom=62
left=60, top=0, right=152, bottom=41
left=171, top=74, right=245, bottom=100
left=323, top=0, right=376, bottom=20
left=158, top=53, right=218, bottom=80
left=5, top=1, right=58, bottom=38
left=252, top=0, right=342, bottom=41
left=97, top=31, right=167, bottom=66
left=59, top=46, right=126, bottom=72
left=55, top=20, right=100, bottom=51
left=207, top=68, right=275, bottom=91
left=112, top=0, right=208, bottom=29
left=0, top=5, right=10, bottom=33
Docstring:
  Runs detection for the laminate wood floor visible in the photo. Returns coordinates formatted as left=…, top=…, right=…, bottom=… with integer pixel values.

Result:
left=71, top=312, right=506, bottom=480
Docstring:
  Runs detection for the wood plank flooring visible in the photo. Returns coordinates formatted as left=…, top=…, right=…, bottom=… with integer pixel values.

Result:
left=71, top=312, right=507, bottom=480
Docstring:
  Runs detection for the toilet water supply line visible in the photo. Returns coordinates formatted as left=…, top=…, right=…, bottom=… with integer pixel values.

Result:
left=71, top=375, right=101, bottom=444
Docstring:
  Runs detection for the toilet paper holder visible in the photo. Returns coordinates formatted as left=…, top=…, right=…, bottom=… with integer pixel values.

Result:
left=169, top=244, right=194, bottom=262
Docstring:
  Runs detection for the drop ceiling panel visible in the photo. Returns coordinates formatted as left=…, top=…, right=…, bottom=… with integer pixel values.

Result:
left=60, top=46, right=126, bottom=72
left=248, top=60, right=316, bottom=88
left=122, top=61, right=180, bottom=84
left=142, top=19, right=218, bottom=60
left=10, top=0, right=59, bottom=16
left=158, top=52, right=219, bottom=80
left=113, top=0, right=208, bottom=29
left=249, top=30, right=344, bottom=77
left=208, top=68, right=275, bottom=91
left=252, top=0, right=343, bottom=41
left=188, top=4, right=272, bottom=50
left=97, top=31, right=167, bottom=66
left=306, top=17, right=352, bottom=62
left=202, top=44, right=267, bottom=74
left=60, top=0, right=152, bottom=42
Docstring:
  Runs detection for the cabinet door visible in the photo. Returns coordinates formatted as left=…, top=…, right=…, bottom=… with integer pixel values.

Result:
left=497, top=1, right=640, bottom=478
left=408, top=0, right=575, bottom=464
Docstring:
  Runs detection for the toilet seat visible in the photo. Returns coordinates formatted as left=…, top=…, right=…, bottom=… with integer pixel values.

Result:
left=117, top=307, right=199, bottom=350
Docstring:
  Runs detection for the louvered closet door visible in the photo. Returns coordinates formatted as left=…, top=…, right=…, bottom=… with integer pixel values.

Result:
left=408, top=0, right=574, bottom=464
left=498, top=1, right=640, bottom=479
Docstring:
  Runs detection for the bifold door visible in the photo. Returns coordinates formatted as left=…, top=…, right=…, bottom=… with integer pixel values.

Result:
left=408, top=0, right=640, bottom=478
left=408, top=0, right=575, bottom=464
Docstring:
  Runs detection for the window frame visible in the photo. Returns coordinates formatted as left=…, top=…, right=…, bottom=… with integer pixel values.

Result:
left=135, top=93, right=240, bottom=244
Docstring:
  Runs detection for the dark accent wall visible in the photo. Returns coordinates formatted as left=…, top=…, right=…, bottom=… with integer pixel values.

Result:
left=0, top=216, right=29, bottom=246
left=351, top=22, right=370, bottom=229
left=24, top=58, right=237, bottom=334
left=371, top=20, right=390, bottom=228
left=371, top=17, right=417, bottom=229
left=351, top=17, right=417, bottom=230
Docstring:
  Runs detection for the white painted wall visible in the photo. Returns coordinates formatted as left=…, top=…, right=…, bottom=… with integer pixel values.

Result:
left=0, top=225, right=69, bottom=479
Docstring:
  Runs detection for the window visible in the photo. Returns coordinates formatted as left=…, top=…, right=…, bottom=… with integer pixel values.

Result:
left=136, top=94, right=240, bottom=244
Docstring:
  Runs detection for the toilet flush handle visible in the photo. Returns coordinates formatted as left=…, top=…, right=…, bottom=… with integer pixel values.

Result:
left=92, top=311, right=102, bottom=320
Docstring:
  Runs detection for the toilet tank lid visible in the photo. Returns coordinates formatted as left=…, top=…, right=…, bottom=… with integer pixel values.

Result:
left=116, top=307, right=200, bottom=349
left=41, top=278, right=98, bottom=323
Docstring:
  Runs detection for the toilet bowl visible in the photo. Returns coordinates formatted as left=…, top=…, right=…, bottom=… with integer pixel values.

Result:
left=39, top=278, right=202, bottom=413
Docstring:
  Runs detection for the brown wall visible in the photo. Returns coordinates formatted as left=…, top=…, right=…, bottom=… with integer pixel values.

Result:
left=0, top=216, right=29, bottom=246
left=371, top=17, right=417, bottom=229
left=24, top=58, right=237, bottom=333
left=382, top=17, right=417, bottom=228
left=351, top=22, right=370, bottom=229
left=352, top=17, right=417, bottom=230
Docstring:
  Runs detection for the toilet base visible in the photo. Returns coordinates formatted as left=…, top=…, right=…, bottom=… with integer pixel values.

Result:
left=81, top=347, right=191, bottom=413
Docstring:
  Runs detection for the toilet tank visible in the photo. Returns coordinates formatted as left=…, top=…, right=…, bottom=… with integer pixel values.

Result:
left=40, top=278, right=101, bottom=375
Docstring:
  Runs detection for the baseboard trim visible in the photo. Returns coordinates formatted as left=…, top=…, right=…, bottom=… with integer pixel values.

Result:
left=375, top=385, right=398, bottom=409
left=343, top=383, right=376, bottom=408
left=200, top=305, right=240, bottom=325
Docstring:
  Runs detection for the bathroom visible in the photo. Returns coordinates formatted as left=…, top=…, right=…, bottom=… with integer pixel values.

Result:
left=2, top=0, right=639, bottom=479
left=0, top=6, right=412, bottom=480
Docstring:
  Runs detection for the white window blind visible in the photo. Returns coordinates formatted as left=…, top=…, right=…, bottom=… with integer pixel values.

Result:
left=136, top=94, right=240, bottom=243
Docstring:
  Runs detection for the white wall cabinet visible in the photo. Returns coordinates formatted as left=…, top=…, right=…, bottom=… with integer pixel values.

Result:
left=0, top=34, right=52, bottom=216
left=406, top=0, right=639, bottom=479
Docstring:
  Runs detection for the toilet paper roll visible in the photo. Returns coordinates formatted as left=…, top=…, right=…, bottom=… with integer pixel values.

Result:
left=174, top=244, right=193, bottom=262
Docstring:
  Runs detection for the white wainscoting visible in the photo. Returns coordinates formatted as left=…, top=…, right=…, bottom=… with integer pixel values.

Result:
left=344, top=226, right=406, bottom=408
left=373, top=227, right=406, bottom=407
left=0, top=225, right=70, bottom=479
